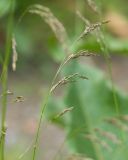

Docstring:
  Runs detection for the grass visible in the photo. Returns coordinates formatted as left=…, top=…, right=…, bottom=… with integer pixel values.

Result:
left=0, top=1, right=15, bottom=160
left=0, top=1, right=127, bottom=160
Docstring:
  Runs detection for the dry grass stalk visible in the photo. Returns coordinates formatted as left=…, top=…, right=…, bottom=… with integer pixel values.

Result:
left=54, top=107, right=74, bottom=120
left=50, top=73, right=88, bottom=92
left=85, top=134, right=112, bottom=151
left=29, top=4, right=70, bottom=53
left=77, top=20, right=109, bottom=41
left=50, top=73, right=78, bottom=92
left=94, top=128, right=121, bottom=145
left=12, top=36, right=18, bottom=71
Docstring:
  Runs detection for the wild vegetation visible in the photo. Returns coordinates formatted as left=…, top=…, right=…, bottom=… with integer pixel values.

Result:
left=0, top=0, right=128, bottom=160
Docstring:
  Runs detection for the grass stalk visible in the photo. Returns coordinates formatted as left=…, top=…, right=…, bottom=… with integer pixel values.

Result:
left=32, top=58, right=71, bottom=160
left=0, top=1, right=14, bottom=159
left=94, top=0, right=120, bottom=116
left=32, top=2, right=108, bottom=160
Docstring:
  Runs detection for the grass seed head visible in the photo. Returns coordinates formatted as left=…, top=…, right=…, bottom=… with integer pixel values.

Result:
left=53, top=107, right=74, bottom=120
left=77, top=20, right=109, bottom=41
left=29, top=4, right=70, bottom=54
left=50, top=73, right=88, bottom=92
left=12, top=36, right=18, bottom=71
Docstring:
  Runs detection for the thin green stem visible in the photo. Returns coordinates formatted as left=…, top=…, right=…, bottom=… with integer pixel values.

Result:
left=32, top=58, right=70, bottom=160
left=105, top=55, right=120, bottom=115
left=97, top=29, right=120, bottom=115
left=97, top=3, right=120, bottom=116
left=0, top=1, right=14, bottom=160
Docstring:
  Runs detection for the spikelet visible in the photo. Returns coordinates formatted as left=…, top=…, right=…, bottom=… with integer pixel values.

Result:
left=63, top=50, right=98, bottom=67
left=53, top=107, right=74, bottom=120
left=71, top=50, right=98, bottom=59
left=76, top=9, right=109, bottom=53
left=50, top=73, right=88, bottom=92
left=77, top=20, right=109, bottom=41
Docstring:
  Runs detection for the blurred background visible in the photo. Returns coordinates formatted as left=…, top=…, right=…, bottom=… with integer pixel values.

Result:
left=0, top=0, right=128, bottom=160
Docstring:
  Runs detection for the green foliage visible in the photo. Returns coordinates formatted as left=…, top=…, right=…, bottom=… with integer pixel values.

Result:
left=75, top=35, right=128, bottom=54
left=46, top=61, right=128, bottom=160
left=0, top=0, right=12, bottom=17
left=1, top=1, right=128, bottom=159
left=27, top=2, right=128, bottom=159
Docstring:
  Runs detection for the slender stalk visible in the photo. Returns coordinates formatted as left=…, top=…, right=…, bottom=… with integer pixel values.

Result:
left=95, top=0, right=120, bottom=116
left=32, top=58, right=70, bottom=160
left=96, top=3, right=124, bottom=141
left=32, top=1, right=105, bottom=160
left=97, top=22, right=120, bottom=116
left=104, top=53, right=119, bottom=115
left=0, top=1, right=14, bottom=160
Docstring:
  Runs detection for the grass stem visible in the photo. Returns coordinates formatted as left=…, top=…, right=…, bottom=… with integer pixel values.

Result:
left=0, top=1, right=14, bottom=159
